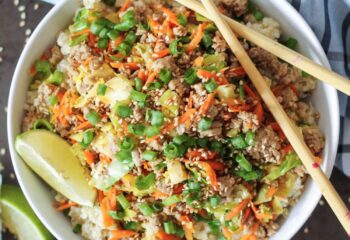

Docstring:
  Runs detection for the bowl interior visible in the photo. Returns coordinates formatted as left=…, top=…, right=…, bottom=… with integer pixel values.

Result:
left=7, top=1, right=339, bottom=240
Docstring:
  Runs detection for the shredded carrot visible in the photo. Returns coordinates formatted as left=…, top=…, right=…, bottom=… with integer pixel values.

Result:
left=243, top=83, right=259, bottom=100
left=156, top=231, right=180, bottom=240
left=206, top=161, right=225, bottom=171
left=137, top=69, right=148, bottom=82
left=100, top=154, right=112, bottom=164
left=266, top=187, right=277, bottom=198
left=242, top=208, right=251, bottom=224
left=98, top=190, right=105, bottom=203
left=281, top=144, right=293, bottom=153
left=222, top=227, right=233, bottom=240
left=121, top=120, right=129, bottom=134
left=228, top=104, right=253, bottom=113
left=270, top=122, right=285, bottom=140
left=110, top=62, right=140, bottom=70
left=145, top=134, right=161, bottom=144
left=181, top=215, right=194, bottom=240
left=196, top=69, right=220, bottom=82
left=254, top=102, right=264, bottom=124
left=71, top=28, right=90, bottom=37
left=160, top=20, right=174, bottom=37
left=187, top=91, right=194, bottom=109
left=198, top=162, right=219, bottom=190
left=148, top=16, right=160, bottom=35
left=119, top=0, right=132, bottom=13
left=145, top=71, right=158, bottom=86
left=158, top=5, right=179, bottom=25
left=225, top=198, right=250, bottom=221
left=152, top=190, right=170, bottom=199
left=83, top=57, right=93, bottom=66
left=101, top=189, right=117, bottom=227
left=70, top=121, right=93, bottom=133
left=199, top=93, right=215, bottom=115
left=56, top=202, right=77, bottom=211
left=230, top=66, right=246, bottom=77
left=186, top=149, right=217, bottom=161
left=186, top=23, right=207, bottom=53
left=250, top=201, right=273, bottom=221
left=110, top=229, right=138, bottom=240
left=193, top=56, right=204, bottom=67
left=153, top=48, right=170, bottom=58
left=84, top=150, right=95, bottom=167
left=112, top=35, right=125, bottom=47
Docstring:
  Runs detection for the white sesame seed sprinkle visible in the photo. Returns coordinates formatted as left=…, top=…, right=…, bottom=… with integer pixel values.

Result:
left=0, top=148, right=5, bottom=156
left=34, top=3, right=40, bottom=10
left=13, top=0, right=19, bottom=6
left=18, top=5, right=26, bottom=12
left=25, top=28, right=32, bottom=36
left=0, top=57, right=2, bottom=63
left=4, top=106, right=8, bottom=113
left=0, top=46, right=3, bottom=53
left=303, top=227, right=309, bottom=234
left=19, top=20, right=25, bottom=27
left=319, top=199, right=325, bottom=206
left=10, top=173, right=16, bottom=179
left=20, top=12, right=26, bottom=20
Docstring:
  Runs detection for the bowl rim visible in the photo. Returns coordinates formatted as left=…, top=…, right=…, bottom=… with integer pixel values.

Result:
left=7, top=0, right=340, bottom=239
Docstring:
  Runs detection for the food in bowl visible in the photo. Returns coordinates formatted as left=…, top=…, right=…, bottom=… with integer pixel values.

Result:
left=17, top=0, right=325, bottom=239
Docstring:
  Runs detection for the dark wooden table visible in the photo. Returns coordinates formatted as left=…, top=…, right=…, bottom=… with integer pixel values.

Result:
left=0, top=1, right=349, bottom=239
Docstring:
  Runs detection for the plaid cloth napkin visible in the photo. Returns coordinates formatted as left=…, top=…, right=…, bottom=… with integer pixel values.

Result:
left=287, top=0, right=350, bottom=176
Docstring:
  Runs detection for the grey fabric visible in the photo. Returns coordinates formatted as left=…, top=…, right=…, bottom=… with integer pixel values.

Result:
left=287, top=0, right=350, bottom=176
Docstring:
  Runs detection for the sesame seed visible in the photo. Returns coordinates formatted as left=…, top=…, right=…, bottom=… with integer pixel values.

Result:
left=19, top=20, right=25, bottom=27
left=13, top=0, right=19, bottom=6
left=18, top=5, right=26, bottom=12
left=319, top=199, right=325, bottom=206
left=0, top=57, right=2, bottom=63
left=0, top=46, right=3, bottom=53
left=0, top=148, right=5, bottom=156
left=10, top=173, right=16, bottom=179
left=34, top=3, right=40, bottom=10
left=20, top=12, right=26, bottom=20
left=25, top=28, right=32, bottom=36
left=303, top=227, right=309, bottom=234
left=4, top=106, right=8, bottom=113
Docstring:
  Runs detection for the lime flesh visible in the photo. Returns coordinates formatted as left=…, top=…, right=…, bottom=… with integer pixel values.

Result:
left=15, top=130, right=96, bottom=206
left=0, top=184, right=54, bottom=240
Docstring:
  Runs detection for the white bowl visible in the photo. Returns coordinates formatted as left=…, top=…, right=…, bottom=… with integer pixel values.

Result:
left=7, top=0, right=339, bottom=239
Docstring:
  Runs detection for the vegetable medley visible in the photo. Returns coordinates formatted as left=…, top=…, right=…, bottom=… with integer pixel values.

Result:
left=22, top=0, right=325, bottom=239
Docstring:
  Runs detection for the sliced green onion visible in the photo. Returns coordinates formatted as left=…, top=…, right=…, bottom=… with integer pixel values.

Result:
left=253, top=9, right=264, bottom=21
left=173, top=135, right=189, bottom=145
left=134, top=77, right=143, bottom=91
left=151, top=201, right=163, bottom=212
left=71, top=19, right=89, bottom=33
left=148, top=81, right=163, bottom=90
left=130, top=90, right=147, bottom=102
left=188, top=182, right=201, bottom=191
left=128, top=124, right=145, bottom=136
left=184, top=68, right=198, bottom=85
left=198, top=117, right=213, bottom=131
left=107, top=30, right=120, bottom=40
left=236, top=153, right=252, bottom=172
left=97, top=38, right=108, bottom=49
left=116, top=105, right=132, bottom=118
left=284, top=37, right=298, bottom=50
left=97, top=83, right=107, bottom=96
left=238, top=83, right=245, bottom=100
left=108, top=211, right=124, bottom=220
left=124, top=222, right=138, bottom=231
left=90, top=19, right=105, bottom=35
left=196, top=138, right=208, bottom=148
left=86, top=111, right=100, bottom=126
left=117, top=194, right=130, bottom=209
left=302, top=71, right=310, bottom=78
left=48, top=70, right=64, bottom=85
left=163, top=195, right=181, bottom=206
left=102, top=0, right=116, bottom=6
left=177, top=13, right=188, bottom=26
left=99, top=28, right=109, bottom=38
left=231, top=134, right=248, bottom=149
left=115, top=150, right=133, bottom=164
left=155, top=162, right=167, bottom=170
left=164, top=221, right=177, bottom=235
left=114, top=10, right=136, bottom=31
left=138, top=101, right=146, bottom=108
left=204, top=79, right=218, bottom=93
left=245, top=131, right=255, bottom=146
left=73, top=224, right=82, bottom=234
left=145, top=125, right=160, bottom=138
left=69, top=33, right=88, bottom=47
left=201, top=32, right=213, bottom=49
left=48, top=96, right=58, bottom=106
left=150, top=110, right=164, bottom=126
left=119, top=136, right=135, bottom=151
left=33, top=119, right=53, bottom=131
left=35, top=60, right=51, bottom=74
left=124, top=31, right=136, bottom=44
left=159, top=68, right=172, bottom=84
left=80, top=130, right=94, bottom=148
left=139, top=202, right=154, bottom=216
left=116, top=42, right=132, bottom=56
left=209, top=195, right=221, bottom=207
left=142, top=150, right=157, bottom=161
left=169, top=39, right=182, bottom=56
left=210, top=140, right=223, bottom=152
left=235, top=169, right=263, bottom=181
left=135, top=173, right=156, bottom=190
left=163, top=143, right=179, bottom=159
left=176, top=228, right=185, bottom=238
left=208, top=220, right=221, bottom=235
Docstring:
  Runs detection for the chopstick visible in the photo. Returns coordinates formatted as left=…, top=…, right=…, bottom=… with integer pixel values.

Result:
left=194, top=0, right=350, bottom=235
left=175, top=0, right=350, bottom=97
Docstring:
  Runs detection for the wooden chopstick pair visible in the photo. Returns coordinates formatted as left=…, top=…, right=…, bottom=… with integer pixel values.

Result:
left=175, top=0, right=350, bottom=235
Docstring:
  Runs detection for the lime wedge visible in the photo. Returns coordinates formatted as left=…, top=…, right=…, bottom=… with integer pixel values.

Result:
left=15, top=130, right=96, bottom=206
left=0, top=184, right=54, bottom=240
